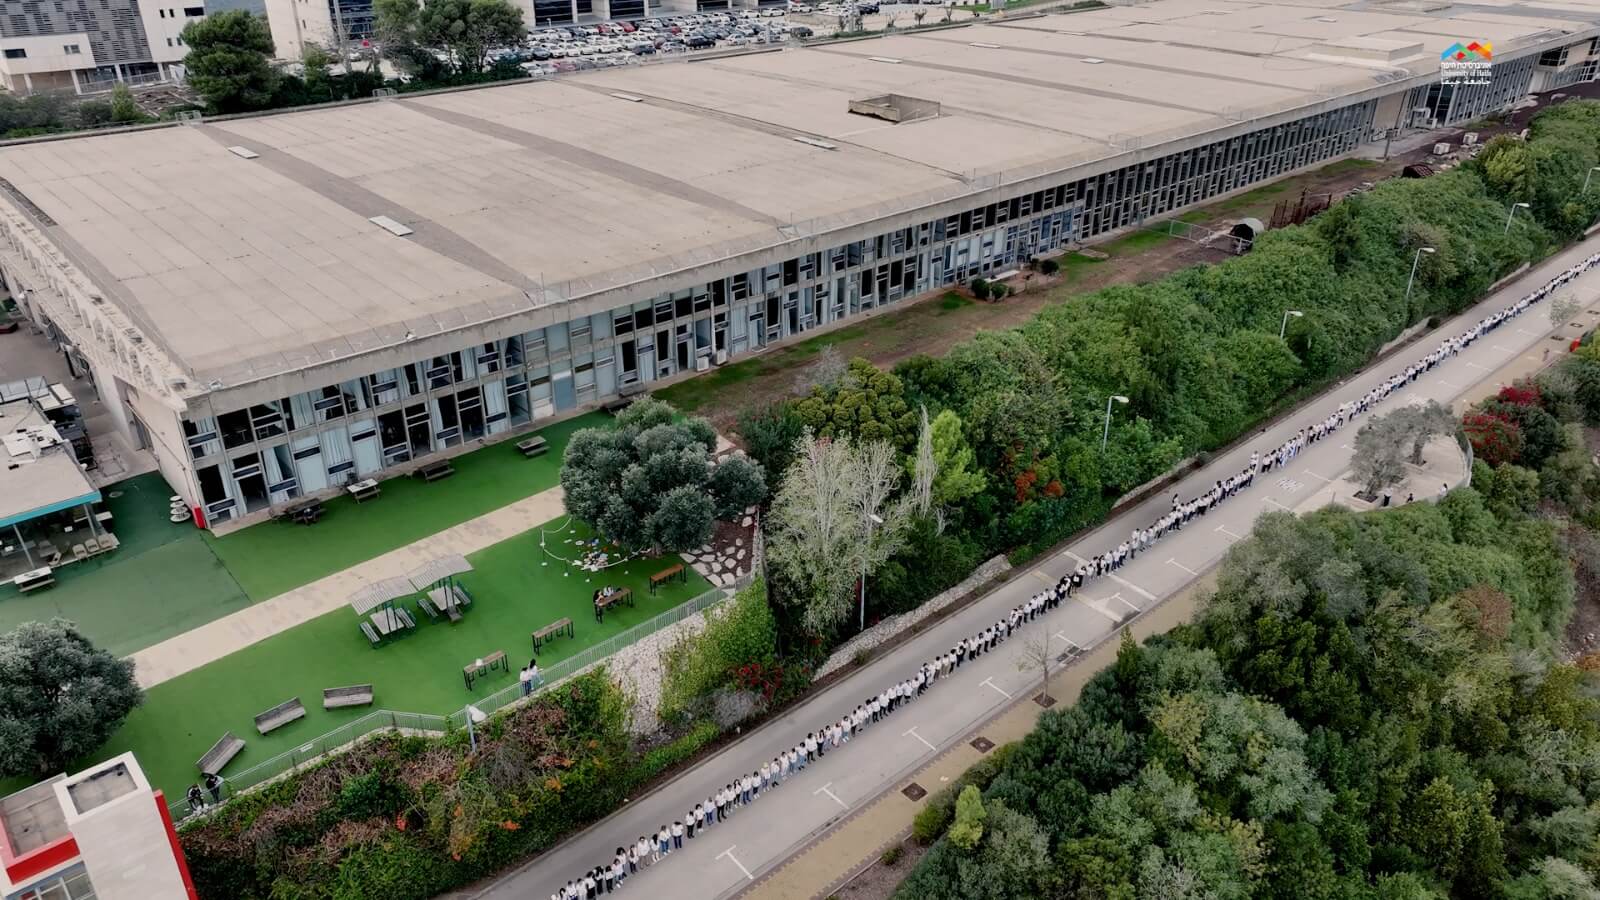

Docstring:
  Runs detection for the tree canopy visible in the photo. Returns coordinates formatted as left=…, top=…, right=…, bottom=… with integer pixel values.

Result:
left=181, top=11, right=278, bottom=113
left=0, top=620, right=143, bottom=778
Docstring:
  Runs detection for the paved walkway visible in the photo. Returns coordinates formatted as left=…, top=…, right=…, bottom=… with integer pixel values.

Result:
left=129, top=486, right=567, bottom=688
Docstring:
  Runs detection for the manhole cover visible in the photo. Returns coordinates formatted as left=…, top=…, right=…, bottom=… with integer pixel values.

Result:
left=970, top=736, right=995, bottom=753
left=902, top=782, right=927, bottom=801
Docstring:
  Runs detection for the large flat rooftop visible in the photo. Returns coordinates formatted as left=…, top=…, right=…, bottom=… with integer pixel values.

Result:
left=0, top=0, right=1594, bottom=391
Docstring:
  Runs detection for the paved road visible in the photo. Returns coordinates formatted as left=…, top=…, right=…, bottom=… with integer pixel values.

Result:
left=470, top=237, right=1600, bottom=900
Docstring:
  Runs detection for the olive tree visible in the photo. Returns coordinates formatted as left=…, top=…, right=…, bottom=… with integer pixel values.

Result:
left=0, top=620, right=143, bottom=777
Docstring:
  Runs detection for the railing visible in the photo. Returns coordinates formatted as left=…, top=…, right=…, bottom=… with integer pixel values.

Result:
left=170, top=583, right=738, bottom=822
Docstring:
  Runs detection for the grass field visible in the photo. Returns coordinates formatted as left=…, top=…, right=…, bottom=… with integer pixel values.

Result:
left=653, top=323, right=872, bottom=413
left=0, top=414, right=602, bottom=657
left=86, top=516, right=712, bottom=804
left=205, top=412, right=603, bottom=602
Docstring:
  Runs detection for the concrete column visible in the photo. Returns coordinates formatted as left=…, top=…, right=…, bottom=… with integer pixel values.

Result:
left=21, top=72, right=32, bottom=94
left=114, top=63, right=125, bottom=82
left=69, top=68, right=82, bottom=95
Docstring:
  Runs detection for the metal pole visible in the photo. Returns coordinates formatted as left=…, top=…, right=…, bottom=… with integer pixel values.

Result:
left=1587, top=168, right=1598, bottom=192
left=466, top=706, right=476, bottom=752
left=1505, top=205, right=1519, bottom=233
left=1279, top=311, right=1291, bottom=340
left=1405, top=249, right=1423, bottom=313
left=1101, top=395, right=1114, bottom=452
left=858, top=519, right=872, bottom=633
left=14, top=523, right=33, bottom=568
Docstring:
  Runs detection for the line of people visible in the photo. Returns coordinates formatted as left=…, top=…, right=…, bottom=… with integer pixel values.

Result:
left=552, top=249, right=1600, bottom=900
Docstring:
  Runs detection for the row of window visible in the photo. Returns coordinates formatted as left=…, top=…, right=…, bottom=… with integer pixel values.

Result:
left=156, top=6, right=204, bottom=16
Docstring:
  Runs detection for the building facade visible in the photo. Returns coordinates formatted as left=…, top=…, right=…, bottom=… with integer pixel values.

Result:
left=0, top=0, right=202, bottom=95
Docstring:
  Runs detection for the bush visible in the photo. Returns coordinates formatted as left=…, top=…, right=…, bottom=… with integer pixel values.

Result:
left=881, top=844, right=905, bottom=865
left=1038, top=258, right=1060, bottom=275
left=910, top=743, right=1016, bottom=845
left=969, top=277, right=989, bottom=299
left=989, top=283, right=1010, bottom=300
left=637, top=719, right=722, bottom=781
left=660, top=579, right=778, bottom=718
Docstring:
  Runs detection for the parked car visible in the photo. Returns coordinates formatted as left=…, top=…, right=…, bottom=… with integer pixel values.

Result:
left=789, top=24, right=813, bottom=36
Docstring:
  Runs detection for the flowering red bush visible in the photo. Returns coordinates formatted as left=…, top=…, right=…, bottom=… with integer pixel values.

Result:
left=1462, top=411, right=1524, bottom=466
left=1496, top=380, right=1542, bottom=407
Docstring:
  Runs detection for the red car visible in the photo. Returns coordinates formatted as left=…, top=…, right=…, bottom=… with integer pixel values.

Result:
left=618, top=20, right=636, bottom=31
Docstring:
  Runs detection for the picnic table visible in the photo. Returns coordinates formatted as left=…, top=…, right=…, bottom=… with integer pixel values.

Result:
left=649, top=563, right=686, bottom=593
left=463, top=649, right=508, bottom=690
left=427, top=584, right=472, bottom=623
left=593, top=586, right=632, bottom=620
left=13, top=567, right=54, bottom=593
left=370, top=607, right=415, bottom=636
left=416, top=460, right=454, bottom=482
left=516, top=435, right=549, bottom=457
left=285, top=499, right=324, bottom=525
left=346, top=479, right=381, bottom=502
left=532, top=617, right=574, bottom=650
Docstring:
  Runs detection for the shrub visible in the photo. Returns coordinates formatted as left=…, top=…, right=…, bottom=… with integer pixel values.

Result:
left=969, top=277, right=989, bottom=300
left=989, top=283, right=1010, bottom=300
left=881, top=844, right=905, bottom=865
left=1038, top=258, right=1060, bottom=275
left=660, top=580, right=778, bottom=718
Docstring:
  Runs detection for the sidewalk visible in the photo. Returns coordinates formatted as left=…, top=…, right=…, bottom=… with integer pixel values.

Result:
left=128, top=486, right=566, bottom=687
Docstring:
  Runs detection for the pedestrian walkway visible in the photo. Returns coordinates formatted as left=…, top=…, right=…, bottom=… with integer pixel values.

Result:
left=128, top=485, right=566, bottom=688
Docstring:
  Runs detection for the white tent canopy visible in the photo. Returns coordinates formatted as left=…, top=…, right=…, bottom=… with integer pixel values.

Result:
left=348, top=575, right=417, bottom=615
left=407, top=554, right=473, bottom=592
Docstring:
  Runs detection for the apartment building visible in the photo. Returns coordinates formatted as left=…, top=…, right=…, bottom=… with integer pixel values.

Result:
left=0, top=0, right=203, bottom=94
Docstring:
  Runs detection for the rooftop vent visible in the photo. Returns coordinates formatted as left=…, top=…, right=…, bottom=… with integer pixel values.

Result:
left=867, top=56, right=901, bottom=64
left=226, top=146, right=259, bottom=159
left=847, top=93, right=941, bottom=123
left=793, top=136, right=838, bottom=150
left=610, top=92, right=645, bottom=102
left=1081, top=57, right=1105, bottom=63
left=369, top=215, right=414, bottom=237
left=970, top=41, right=1001, bottom=48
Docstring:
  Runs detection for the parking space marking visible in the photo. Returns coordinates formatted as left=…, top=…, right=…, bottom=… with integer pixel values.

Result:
left=1110, top=593, right=1141, bottom=614
left=814, top=782, right=848, bottom=809
left=1437, top=378, right=1460, bottom=389
left=1060, top=549, right=1088, bottom=564
left=1215, top=524, right=1243, bottom=540
left=1106, top=573, right=1155, bottom=601
left=1031, top=569, right=1054, bottom=586
left=980, top=678, right=1013, bottom=699
left=1465, top=361, right=1491, bottom=371
left=718, top=846, right=754, bottom=881
left=1166, top=558, right=1199, bottom=575
left=1263, top=497, right=1292, bottom=511
left=903, top=727, right=937, bottom=752
left=1053, top=631, right=1080, bottom=651
left=1302, top=470, right=1333, bottom=483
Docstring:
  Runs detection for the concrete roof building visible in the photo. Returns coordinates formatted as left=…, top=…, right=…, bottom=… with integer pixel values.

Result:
left=0, top=0, right=1593, bottom=527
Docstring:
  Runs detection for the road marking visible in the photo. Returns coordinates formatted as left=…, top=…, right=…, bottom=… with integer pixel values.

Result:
left=1110, top=593, right=1141, bottom=614
left=814, top=781, right=848, bottom=809
left=1053, top=630, right=1080, bottom=650
left=1437, top=378, right=1459, bottom=389
left=1276, top=477, right=1304, bottom=493
left=1078, top=596, right=1123, bottom=622
left=1167, top=557, right=1199, bottom=575
left=718, top=846, right=754, bottom=881
left=1517, top=328, right=1539, bottom=336
left=1030, top=569, right=1053, bottom=586
left=1106, top=572, right=1155, bottom=600
left=1215, top=524, right=1242, bottom=540
left=1302, top=470, right=1333, bottom=483
left=980, top=677, right=1013, bottom=699
left=1263, top=496, right=1292, bottom=511
left=1060, top=549, right=1087, bottom=564
left=903, top=727, right=937, bottom=752
left=1493, top=344, right=1512, bottom=352
left=1465, top=361, right=1490, bottom=371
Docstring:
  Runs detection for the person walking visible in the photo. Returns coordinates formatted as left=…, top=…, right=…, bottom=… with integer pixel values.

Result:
left=204, top=772, right=225, bottom=804
left=186, top=783, right=206, bottom=814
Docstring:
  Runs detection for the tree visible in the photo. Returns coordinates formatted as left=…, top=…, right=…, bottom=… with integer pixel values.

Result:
left=560, top=398, right=767, bottom=553
left=1351, top=416, right=1409, bottom=498
left=1017, top=634, right=1054, bottom=705
left=739, top=403, right=805, bottom=485
left=792, top=358, right=919, bottom=452
left=1390, top=400, right=1458, bottom=465
left=1550, top=293, right=1581, bottom=330
left=909, top=405, right=936, bottom=517
left=301, top=43, right=336, bottom=102
left=792, top=344, right=846, bottom=396
left=108, top=83, right=140, bottom=123
left=928, top=409, right=985, bottom=507
left=181, top=10, right=278, bottom=113
left=766, top=433, right=911, bottom=633
left=1463, top=411, right=1525, bottom=467
left=948, top=785, right=986, bottom=850
left=0, top=620, right=143, bottom=777
left=416, top=0, right=524, bottom=74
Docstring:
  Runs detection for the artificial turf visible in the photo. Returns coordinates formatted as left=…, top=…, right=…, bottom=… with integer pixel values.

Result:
left=90, top=516, right=713, bottom=805
left=204, top=412, right=605, bottom=602
left=0, top=414, right=602, bottom=657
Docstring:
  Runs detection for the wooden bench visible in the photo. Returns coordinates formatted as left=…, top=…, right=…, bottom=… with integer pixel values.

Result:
left=360, top=621, right=381, bottom=646
left=322, top=684, right=374, bottom=709
left=416, top=460, right=454, bottom=482
left=254, top=698, right=306, bottom=735
left=395, top=607, right=418, bottom=631
left=532, top=616, right=574, bottom=650
left=197, top=732, right=245, bottom=776
left=602, top=381, right=646, bottom=414
left=416, top=597, right=441, bottom=622
left=593, top=587, right=633, bottom=619
left=649, top=563, right=686, bottom=594
left=517, top=435, right=549, bottom=457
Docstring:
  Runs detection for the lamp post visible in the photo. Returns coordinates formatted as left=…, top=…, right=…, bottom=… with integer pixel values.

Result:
left=1404, top=247, right=1435, bottom=317
left=859, top=512, right=884, bottom=633
left=465, top=704, right=486, bottom=752
left=1505, top=201, right=1530, bottom=234
left=1279, top=309, right=1304, bottom=340
left=1101, top=395, right=1129, bottom=452
left=1585, top=167, right=1600, bottom=192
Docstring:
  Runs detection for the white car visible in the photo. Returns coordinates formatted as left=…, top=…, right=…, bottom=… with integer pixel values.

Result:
left=790, top=3, right=811, bottom=10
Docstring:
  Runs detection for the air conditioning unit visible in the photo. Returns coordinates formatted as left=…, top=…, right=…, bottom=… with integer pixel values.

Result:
left=695, top=356, right=711, bottom=372
left=1432, top=142, right=1452, bottom=155
left=714, top=350, right=729, bottom=365
left=1462, top=132, right=1479, bottom=145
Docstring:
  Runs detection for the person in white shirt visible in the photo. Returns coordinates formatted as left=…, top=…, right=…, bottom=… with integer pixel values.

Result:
left=671, top=819, right=684, bottom=850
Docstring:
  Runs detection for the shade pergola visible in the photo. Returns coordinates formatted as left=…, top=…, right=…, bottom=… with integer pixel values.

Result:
left=409, top=553, right=474, bottom=617
left=348, top=576, right=416, bottom=635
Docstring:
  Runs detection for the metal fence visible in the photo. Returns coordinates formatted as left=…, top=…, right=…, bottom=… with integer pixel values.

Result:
left=170, top=583, right=738, bottom=822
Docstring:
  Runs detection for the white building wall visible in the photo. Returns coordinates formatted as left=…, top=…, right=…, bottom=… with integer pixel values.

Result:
left=52, top=755, right=190, bottom=900
left=0, top=31, right=93, bottom=92
left=267, top=0, right=335, bottom=62
left=138, top=1, right=206, bottom=66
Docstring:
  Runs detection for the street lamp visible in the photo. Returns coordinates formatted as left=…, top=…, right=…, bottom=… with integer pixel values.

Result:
left=1279, top=309, right=1304, bottom=340
left=1404, top=247, right=1435, bottom=316
left=1585, top=166, right=1600, bottom=192
left=464, top=704, right=486, bottom=752
left=1505, top=201, right=1530, bottom=233
left=859, top=512, right=885, bottom=632
left=1101, top=395, right=1129, bottom=452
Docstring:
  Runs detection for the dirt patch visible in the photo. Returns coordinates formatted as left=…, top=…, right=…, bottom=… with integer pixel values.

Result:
left=825, top=839, right=926, bottom=900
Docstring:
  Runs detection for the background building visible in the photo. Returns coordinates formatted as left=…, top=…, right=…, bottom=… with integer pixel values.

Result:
left=265, top=0, right=372, bottom=64
left=0, top=753, right=197, bottom=900
left=0, top=0, right=204, bottom=95
left=0, top=0, right=1594, bottom=530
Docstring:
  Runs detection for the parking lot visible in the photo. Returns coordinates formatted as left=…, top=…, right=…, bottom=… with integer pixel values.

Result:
left=512, top=8, right=820, bottom=76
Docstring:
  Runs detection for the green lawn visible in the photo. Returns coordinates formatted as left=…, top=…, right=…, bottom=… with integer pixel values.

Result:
left=205, top=412, right=603, bottom=602
left=0, top=414, right=602, bottom=657
left=88, top=516, right=712, bottom=805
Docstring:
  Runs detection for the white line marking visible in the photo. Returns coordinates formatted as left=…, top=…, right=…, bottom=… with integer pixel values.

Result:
left=1215, top=524, right=1242, bottom=539
left=814, top=782, right=848, bottom=809
left=903, top=727, right=937, bottom=752
left=1105, top=572, right=1155, bottom=600
left=718, top=846, right=753, bottom=881
left=1517, top=328, right=1539, bottom=336
left=1053, top=630, right=1080, bottom=650
left=1465, top=361, right=1490, bottom=371
left=1166, top=557, right=1199, bottom=575
left=980, top=677, right=1013, bottom=699
left=1493, top=345, right=1512, bottom=352
left=1263, top=497, right=1291, bottom=511
left=1030, top=569, right=1053, bottom=585
left=1302, top=470, right=1333, bottom=483
left=1437, top=379, right=1459, bottom=389
left=1078, top=596, right=1122, bottom=622
left=1060, top=549, right=1087, bottom=564
left=1110, top=593, right=1141, bottom=613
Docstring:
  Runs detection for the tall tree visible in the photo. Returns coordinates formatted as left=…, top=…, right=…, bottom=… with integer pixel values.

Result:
left=181, top=10, right=278, bottom=113
left=0, top=620, right=143, bottom=777
left=416, top=0, right=524, bottom=74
